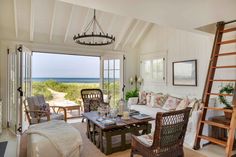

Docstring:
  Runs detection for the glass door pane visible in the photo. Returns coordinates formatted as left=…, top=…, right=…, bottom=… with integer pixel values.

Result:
left=7, top=51, right=18, bottom=133
left=101, top=56, right=123, bottom=108
left=19, top=46, right=32, bottom=132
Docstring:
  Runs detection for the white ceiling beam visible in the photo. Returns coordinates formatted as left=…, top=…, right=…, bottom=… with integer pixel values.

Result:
left=114, top=19, right=136, bottom=50
left=30, top=0, right=35, bottom=41
left=13, top=0, right=18, bottom=38
left=49, top=0, right=57, bottom=41
left=64, top=5, right=74, bottom=43
left=132, top=22, right=153, bottom=48
left=121, top=20, right=140, bottom=50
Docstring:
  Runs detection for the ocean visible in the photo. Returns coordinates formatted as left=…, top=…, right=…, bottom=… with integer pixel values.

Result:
left=32, top=78, right=100, bottom=83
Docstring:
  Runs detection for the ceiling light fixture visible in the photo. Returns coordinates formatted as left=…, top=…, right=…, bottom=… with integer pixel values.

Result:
left=73, top=9, right=115, bottom=46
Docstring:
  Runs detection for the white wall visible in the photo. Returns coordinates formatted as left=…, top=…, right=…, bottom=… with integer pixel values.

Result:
left=137, top=25, right=236, bottom=98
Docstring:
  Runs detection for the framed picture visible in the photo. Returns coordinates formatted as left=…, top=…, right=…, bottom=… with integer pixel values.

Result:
left=172, top=60, right=197, bottom=86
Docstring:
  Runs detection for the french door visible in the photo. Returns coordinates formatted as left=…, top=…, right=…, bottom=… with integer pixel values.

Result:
left=101, top=55, right=124, bottom=108
left=7, top=49, right=18, bottom=133
left=7, top=45, right=32, bottom=133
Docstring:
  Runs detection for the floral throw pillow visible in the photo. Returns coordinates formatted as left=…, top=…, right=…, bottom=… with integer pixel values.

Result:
left=39, top=103, right=50, bottom=116
left=150, top=93, right=164, bottom=108
left=138, top=91, right=147, bottom=105
left=162, top=96, right=181, bottom=111
left=146, top=92, right=152, bottom=107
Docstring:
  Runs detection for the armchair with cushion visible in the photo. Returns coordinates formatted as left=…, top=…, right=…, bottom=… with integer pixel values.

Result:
left=81, top=89, right=109, bottom=122
left=131, top=107, right=191, bottom=157
left=25, top=95, right=67, bottom=125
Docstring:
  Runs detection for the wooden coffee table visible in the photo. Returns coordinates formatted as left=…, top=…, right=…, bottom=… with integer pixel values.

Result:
left=83, top=111, right=154, bottom=155
left=63, top=105, right=82, bottom=119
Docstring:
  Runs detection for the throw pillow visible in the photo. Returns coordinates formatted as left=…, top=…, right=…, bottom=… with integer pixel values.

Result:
left=146, top=92, right=152, bottom=107
left=138, top=91, right=147, bottom=105
left=162, top=96, right=181, bottom=111
left=39, top=103, right=50, bottom=116
left=176, top=97, right=190, bottom=110
left=150, top=93, right=164, bottom=108
left=188, top=98, right=199, bottom=116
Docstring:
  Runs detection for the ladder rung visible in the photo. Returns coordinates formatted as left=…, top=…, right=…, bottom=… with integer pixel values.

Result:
left=207, top=93, right=234, bottom=96
left=221, top=27, right=236, bottom=33
left=214, top=52, right=236, bottom=57
left=201, top=120, right=230, bottom=129
left=209, top=79, right=236, bottom=82
left=198, top=135, right=227, bottom=147
left=203, top=107, right=233, bottom=113
left=217, top=39, right=236, bottom=45
left=212, top=65, right=236, bottom=69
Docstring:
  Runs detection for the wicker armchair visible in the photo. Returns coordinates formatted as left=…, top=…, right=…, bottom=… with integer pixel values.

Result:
left=25, top=95, right=67, bottom=125
left=81, top=89, right=109, bottom=122
left=131, top=107, right=191, bottom=157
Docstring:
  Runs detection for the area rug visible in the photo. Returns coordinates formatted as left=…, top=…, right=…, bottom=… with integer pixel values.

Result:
left=0, top=141, right=8, bottom=157
left=71, top=122, right=207, bottom=157
left=20, top=122, right=207, bottom=157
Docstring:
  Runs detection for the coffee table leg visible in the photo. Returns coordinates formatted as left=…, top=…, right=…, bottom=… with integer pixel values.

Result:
left=105, top=132, right=112, bottom=155
left=121, top=132, right=125, bottom=150
left=87, top=120, right=91, bottom=139
left=99, top=128, right=103, bottom=152
left=92, top=123, right=96, bottom=144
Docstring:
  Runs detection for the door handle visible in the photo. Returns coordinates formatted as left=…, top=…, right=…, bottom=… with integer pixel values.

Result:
left=17, top=87, right=23, bottom=97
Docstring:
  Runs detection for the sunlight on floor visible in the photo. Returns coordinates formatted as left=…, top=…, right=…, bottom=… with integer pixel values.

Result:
left=1, top=121, right=235, bottom=157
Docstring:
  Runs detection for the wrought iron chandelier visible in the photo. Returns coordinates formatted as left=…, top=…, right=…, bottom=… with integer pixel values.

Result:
left=73, top=9, right=115, bottom=46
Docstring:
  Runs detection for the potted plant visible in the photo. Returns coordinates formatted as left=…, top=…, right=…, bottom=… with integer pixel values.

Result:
left=125, top=88, right=139, bottom=101
left=218, top=83, right=234, bottom=119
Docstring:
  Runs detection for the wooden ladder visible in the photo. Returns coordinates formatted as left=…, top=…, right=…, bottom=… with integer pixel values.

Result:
left=194, top=20, right=236, bottom=157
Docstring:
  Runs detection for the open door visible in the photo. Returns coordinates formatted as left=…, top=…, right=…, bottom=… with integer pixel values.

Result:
left=101, top=54, right=124, bottom=108
left=7, top=45, right=32, bottom=134
left=17, top=45, right=32, bottom=133
left=7, top=49, right=18, bottom=133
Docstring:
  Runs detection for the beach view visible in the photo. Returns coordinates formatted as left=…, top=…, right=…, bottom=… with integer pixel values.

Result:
left=32, top=52, right=121, bottom=109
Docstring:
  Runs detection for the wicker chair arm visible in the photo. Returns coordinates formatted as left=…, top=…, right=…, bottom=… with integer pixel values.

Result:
left=25, top=110, right=50, bottom=124
left=26, top=110, right=49, bottom=114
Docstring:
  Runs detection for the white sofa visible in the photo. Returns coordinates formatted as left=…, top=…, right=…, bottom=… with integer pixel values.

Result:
left=128, top=95, right=217, bottom=148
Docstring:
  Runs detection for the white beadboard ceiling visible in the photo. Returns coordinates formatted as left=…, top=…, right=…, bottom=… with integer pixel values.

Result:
left=0, top=0, right=153, bottom=51
left=0, top=0, right=235, bottom=51
left=60, top=0, right=236, bottom=30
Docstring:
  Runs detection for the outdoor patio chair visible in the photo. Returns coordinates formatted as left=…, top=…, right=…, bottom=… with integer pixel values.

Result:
left=25, top=95, right=67, bottom=125
left=130, top=107, right=191, bottom=157
left=81, top=88, right=109, bottom=122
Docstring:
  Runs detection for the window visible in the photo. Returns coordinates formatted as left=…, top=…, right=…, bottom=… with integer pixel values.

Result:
left=140, top=53, right=166, bottom=84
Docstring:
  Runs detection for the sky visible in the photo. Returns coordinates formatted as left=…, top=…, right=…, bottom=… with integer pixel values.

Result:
left=32, top=52, right=100, bottom=78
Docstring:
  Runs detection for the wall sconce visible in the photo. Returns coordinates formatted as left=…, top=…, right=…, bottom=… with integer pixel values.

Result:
left=129, top=75, right=142, bottom=89
left=137, top=76, right=143, bottom=85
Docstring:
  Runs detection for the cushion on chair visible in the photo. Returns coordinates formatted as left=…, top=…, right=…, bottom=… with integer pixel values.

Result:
left=37, top=95, right=46, bottom=105
left=27, top=97, right=41, bottom=118
left=40, top=113, right=64, bottom=123
left=136, top=134, right=154, bottom=146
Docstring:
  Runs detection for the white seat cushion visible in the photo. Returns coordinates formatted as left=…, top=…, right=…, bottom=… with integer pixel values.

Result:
left=31, top=113, right=64, bottom=124
left=137, top=134, right=154, bottom=146
left=40, top=113, right=64, bottom=123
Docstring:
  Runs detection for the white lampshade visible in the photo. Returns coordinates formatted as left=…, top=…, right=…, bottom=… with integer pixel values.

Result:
left=137, top=76, right=143, bottom=83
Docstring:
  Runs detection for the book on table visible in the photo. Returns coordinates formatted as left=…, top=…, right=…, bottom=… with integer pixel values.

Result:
left=132, top=114, right=151, bottom=120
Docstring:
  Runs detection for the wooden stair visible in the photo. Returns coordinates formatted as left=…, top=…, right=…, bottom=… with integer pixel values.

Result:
left=194, top=20, right=236, bottom=157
